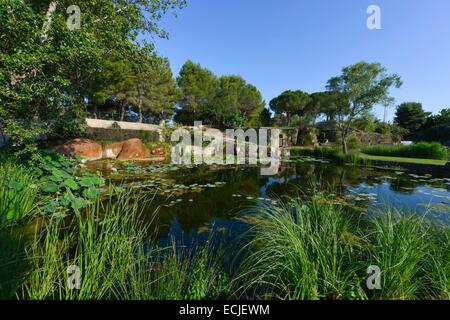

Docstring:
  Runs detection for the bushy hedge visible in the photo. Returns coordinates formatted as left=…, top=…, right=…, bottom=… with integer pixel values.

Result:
left=362, top=142, right=448, bottom=160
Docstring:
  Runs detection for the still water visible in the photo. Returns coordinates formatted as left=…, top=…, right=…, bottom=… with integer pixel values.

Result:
left=87, top=158, right=450, bottom=246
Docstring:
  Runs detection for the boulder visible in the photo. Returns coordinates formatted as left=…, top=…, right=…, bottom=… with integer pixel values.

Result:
left=53, top=139, right=103, bottom=161
left=103, top=142, right=124, bottom=159
left=117, top=138, right=151, bottom=160
left=151, top=145, right=166, bottom=156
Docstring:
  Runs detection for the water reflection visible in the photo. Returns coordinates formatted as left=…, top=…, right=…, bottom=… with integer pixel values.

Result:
left=88, top=159, right=450, bottom=244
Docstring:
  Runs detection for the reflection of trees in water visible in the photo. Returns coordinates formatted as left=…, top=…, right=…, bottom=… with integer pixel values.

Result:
left=141, top=167, right=263, bottom=239
left=135, top=162, right=448, bottom=241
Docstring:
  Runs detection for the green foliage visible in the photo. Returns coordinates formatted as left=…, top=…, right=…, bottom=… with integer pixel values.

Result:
left=236, top=199, right=366, bottom=300
left=362, top=142, right=448, bottom=160
left=347, top=133, right=362, bottom=151
left=366, top=210, right=450, bottom=299
left=0, top=0, right=186, bottom=153
left=394, top=102, right=430, bottom=134
left=236, top=198, right=450, bottom=300
left=269, top=90, right=312, bottom=127
left=22, top=189, right=229, bottom=300
left=326, top=61, right=402, bottom=153
left=175, top=61, right=265, bottom=128
left=0, top=162, right=39, bottom=227
left=421, top=108, right=450, bottom=145
left=29, top=151, right=105, bottom=216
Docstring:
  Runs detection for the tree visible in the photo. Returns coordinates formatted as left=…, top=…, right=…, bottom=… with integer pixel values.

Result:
left=206, top=75, right=265, bottom=128
left=0, top=0, right=186, bottom=155
left=134, top=52, right=178, bottom=123
left=175, top=60, right=219, bottom=125
left=309, top=91, right=340, bottom=121
left=326, top=61, right=402, bottom=154
left=98, top=60, right=139, bottom=121
left=176, top=61, right=265, bottom=128
left=421, top=108, right=450, bottom=144
left=269, top=90, right=312, bottom=126
left=394, top=102, right=430, bottom=135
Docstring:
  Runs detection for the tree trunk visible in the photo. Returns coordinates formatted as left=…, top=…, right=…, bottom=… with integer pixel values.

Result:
left=120, top=104, right=125, bottom=121
left=93, top=104, right=98, bottom=119
left=341, top=130, right=348, bottom=154
left=138, top=99, right=143, bottom=123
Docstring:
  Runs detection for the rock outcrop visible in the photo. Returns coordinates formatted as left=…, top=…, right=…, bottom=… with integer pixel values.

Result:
left=103, top=141, right=124, bottom=159
left=151, top=146, right=166, bottom=156
left=117, top=138, right=151, bottom=160
left=53, top=139, right=103, bottom=161
left=55, top=138, right=155, bottom=161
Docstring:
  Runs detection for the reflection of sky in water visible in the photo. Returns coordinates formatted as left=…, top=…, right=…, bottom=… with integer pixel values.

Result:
left=146, top=163, right=450, bottom=246
left=348, top=182, right=450, bottom=224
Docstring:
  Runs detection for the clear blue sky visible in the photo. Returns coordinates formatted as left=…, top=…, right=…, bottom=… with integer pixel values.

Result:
left=151, top=0, right=450, bottom=121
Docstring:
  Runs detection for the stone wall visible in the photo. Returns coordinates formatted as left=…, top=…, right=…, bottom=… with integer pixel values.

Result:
left=85, top=119, right=163, bottom=143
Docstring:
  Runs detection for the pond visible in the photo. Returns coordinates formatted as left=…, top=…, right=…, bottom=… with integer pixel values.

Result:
left=86, top=158, right=450, bottom=247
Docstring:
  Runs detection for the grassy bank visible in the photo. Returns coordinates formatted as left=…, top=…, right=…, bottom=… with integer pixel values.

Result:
left=362, top=142, right=448, bottom=161
left=235, top=199, right=449, bottom=300
left=360, top=153, right=448, bottom=166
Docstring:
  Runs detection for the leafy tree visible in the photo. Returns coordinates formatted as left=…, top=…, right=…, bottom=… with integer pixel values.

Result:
left=97, top=60, right=138, bottom=121
left=175, top=60, right=219, bottom=125
left=269, top=90, right=312, bottom=126
left=421, top=108, right=450, bottom=144
left=0, top=0, right=186, bottom=155
left=134, top=51, right=179, bottom=123
left=176, top=61, right=265, bottom=128
left=309, top=92, right=340, bottom=121
left=326, top=61, right=402, bottom=153
left=394, top=102, right=430, bottom=135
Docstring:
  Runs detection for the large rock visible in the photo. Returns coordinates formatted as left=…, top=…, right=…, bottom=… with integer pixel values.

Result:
left=151, top=145, right=166, bottom=156
left=54, top=138, right=103, bottom=161
left=103, top=142, right=124, bottom=159
left=117, top=138, right=151, bottom=160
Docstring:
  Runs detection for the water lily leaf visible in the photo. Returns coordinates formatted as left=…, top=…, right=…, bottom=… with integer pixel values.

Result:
left=42, top=182, right=60, bottom=193
left=64, top=178, right=79, bottom=190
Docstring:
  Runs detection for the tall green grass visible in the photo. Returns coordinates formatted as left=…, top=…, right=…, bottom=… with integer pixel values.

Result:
left=236, top=199, right=450, bottom=300
left=366, top=210, right=450, bottom=299
left=362, top=142, right=448, bottom=160
left=21, top=189, right=229, bottom=300
left=0, top=162, right=39, bottom=227
left=235, top=199, right=367, bottom=300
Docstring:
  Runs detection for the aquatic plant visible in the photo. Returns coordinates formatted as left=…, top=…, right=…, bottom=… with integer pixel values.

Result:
left=235, top=199, right=450, bottom=300
left=235, top=199, right=367, bottom=300
left=0, top=161, right=39, bottom=227
left=22, top=189, right=229, bottom=300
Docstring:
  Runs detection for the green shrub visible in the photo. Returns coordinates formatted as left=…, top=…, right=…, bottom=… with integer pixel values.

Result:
left=362, top=142, right=448, bottom=160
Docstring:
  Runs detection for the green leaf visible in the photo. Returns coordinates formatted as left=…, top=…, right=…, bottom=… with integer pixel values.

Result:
left=70, top=197, right=87, bottom=211
left=41, top=182, right=60, bottom=193
left=83, top=186, right=100, bottom=199
left=64, top=178, right=79, bottom=190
